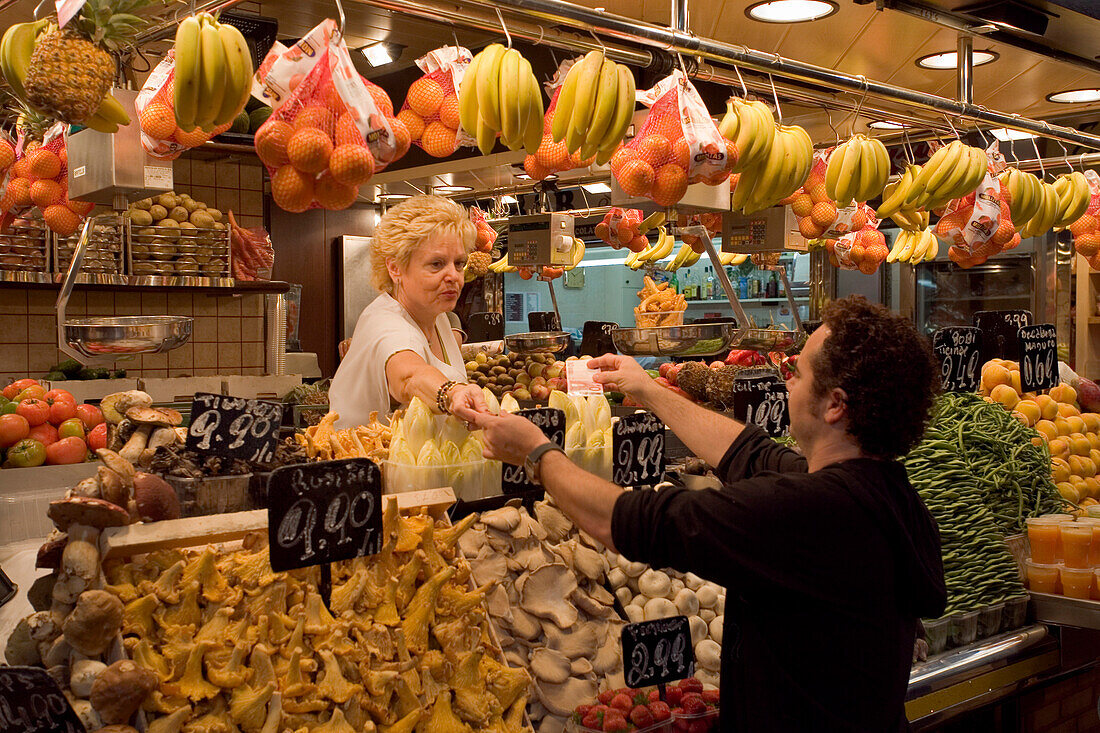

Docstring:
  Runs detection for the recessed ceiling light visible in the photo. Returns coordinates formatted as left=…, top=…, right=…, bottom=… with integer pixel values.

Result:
left=745, top=0, right=838, bottom=23
left=917, top=49, right=998, bottom=70
left=433, top=185, right=473, bottom=194
left=499, top=195, right=518, bottom=204
left=362, top=41, right=402, bottom=67
left=867, top=120, right=909, bottom=130
left=581, top=182, right=612, bottom=193
left=990, top=127, right=1035, bottom=141
left=1046, top=88, right=1100, bottom=104
left=377, top=193, right=411, bottom=202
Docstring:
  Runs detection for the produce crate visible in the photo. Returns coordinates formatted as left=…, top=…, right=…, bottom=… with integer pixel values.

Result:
left=0, top=217, right=50, bottom=281
left=125, top=218, right=232, bottom=282
left=52, top=214, right=125, bottom=281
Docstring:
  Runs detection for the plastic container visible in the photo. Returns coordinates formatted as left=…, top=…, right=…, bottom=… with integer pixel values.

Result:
left=1074, top=517, right=1100, bottom=566
left=1061, top=523, right=1093, bottom=569
left=382, top=459, right=501, bottom=502
left=977, top=603, right=1004, bottom=638
left=1025, top=560, right=1061, bottom=594
left=1093, top=570, right=1100, bottom=601
left=948, top=610, right=980, bottom=647
left=569, top=718, right=673, bottom=733
left=635, top=308, right=686, bottom=328
left=1060, top=566, right=1094, bottom=599
left=165, top=473, right=254, bottom=517
left=1026, top=517, right=1066, bottom=564
left=922, top=617, right=951, bottom=655
left=1001, top=595, right=1029, bottom=630
left=671, top=708, right=720, bottom=732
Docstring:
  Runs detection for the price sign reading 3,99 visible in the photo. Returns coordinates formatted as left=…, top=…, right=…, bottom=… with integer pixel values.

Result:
left=186, top=392, right=285, bottom=464
left=932, top=326, right=981, bottom=393
left=0, top=666, right=86, bottom=733
left=267, top=458, right=383, bottom=572
left=612, top=411, right=666, bottom=487
left=1018, top=323, right=1058, bottom=393
left=621, top=616, right=695, bottom=689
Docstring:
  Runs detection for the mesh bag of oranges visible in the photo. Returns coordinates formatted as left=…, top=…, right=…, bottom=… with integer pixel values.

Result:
left=523, top=63, right=598, bottom=181
left=396, top=46, right=474, bottom=159
left=470, top=206, right=496, bottom=252
left=595, top=207, right=644, bottom=250
left=789, top=150, right=876, bottom=243
left=253, top=19, right=407, bottom=213
left=676, top=212, right=723, bottom=253
left=937, top=162, right=1017, bottom=269
left=1, top=125, right=93, bottom=236
left=135, top=51, right=229, bottom=160
left=828, top=219, right=889, bottom=275
left=611, top=69, right=736, bottom=207
left=1071, top=170, right=1100, bottom=269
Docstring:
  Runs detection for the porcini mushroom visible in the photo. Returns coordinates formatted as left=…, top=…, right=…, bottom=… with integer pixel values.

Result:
left=133, top=472, right=181, bottom=522
left=48, top=496, right=130, bottom=531
left=91, top=660, right=158, bottom=724
left=62, top=590, right=124, bottom=656
left=100, top=390, right=152, bottom=424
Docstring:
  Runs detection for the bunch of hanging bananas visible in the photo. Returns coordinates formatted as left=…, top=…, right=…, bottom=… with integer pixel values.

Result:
left=1051, top=171, right=1091, bottom=230
left=1014, top=173, right=1088, bottom=239
left=902, top=140, right=988, bottom=212
left=824, top=134, right=890, bottom=206
left=877, top=163, right=929, bottom=231
left=731, top=124, right=814, bottom=215
left=459, top=44, right=545, bottom=156
left=0, top=20, right=130, bottom=132
left=718, top=98, right=775, bottom=173
left=886, top=228, right=939, bottom=264
left=662, top=246, right=747, bottom=271
left=549, top=50, right=636, bottom=166
left=487, top=255, right=517, bottom=274
left=173, top=13, right=254, bottom=133
left=997, top=167, right=1044, bottom=226
left=627, top=226, right=675, bottom=270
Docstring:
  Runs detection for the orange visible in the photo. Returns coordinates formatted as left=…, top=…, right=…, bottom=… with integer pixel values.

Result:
left=672, top=137, right=692, bottom=171
left=10, top=156, right=28, bottom=179
left=724, top=139, right=740, bottom=172
left=66, top=199, right=94, bottom=216
left=791, top=193, right=813, bottom=218
left=537, top=138, right=570, bottom=172
left=617, top=159, right=656, bottom=198
left=0, top=140, right=14, bottom=171
left=317, top=79, right=348, bottom=114
left=438, top=94, right=461, bottom=130
left=25, top=149, right=61, bottom=180
left=8, top=177, right=31, bottom=207
left=807, top=183, right=829, bottom=204
left=271, top=165, right=315, bottom=213
left=335, top=114, right=363, bottom=147
left=420, top=122, right=457, bottom=158
left=314, top=172, right=358, bottom=211
left=990, top=383, right=1019, bottom=410
left=851, top=209, right=870, bottom=230
left=293, top=106, right=335, bottom=138
left=609, top=146, right=636, bottom=177
left=570, top=150, right=597, bottom=170
left=524, top=156, right=550, bottom=181
left=287, top=128, right=333, bottom=174
left=407, top=77, right=445, bottom=117
left=798, top=217, right=825, bottom=240
left=329, top=144, right=375, bottom=186
left=651, top=164, right=688, bottom=207
left=810, top=201, right=837, bottom=228
left=389, top=117, right=411, bottom=161
left=174, top=127, right=211, bottom=147
left=255, top=120, right=293, bottom=168
left=42, top=205, right=80, bottom=236
left=366, top=83, right=394, bottom=117
left=30, top=179, right=63, bottom=208
left=396, top=109, right=425, bottom=142
left=637, top=135, right=672, bottom=167
left=139, top=101, right=176, bottom=139
left=1070, top=215, right=1098, bottom=237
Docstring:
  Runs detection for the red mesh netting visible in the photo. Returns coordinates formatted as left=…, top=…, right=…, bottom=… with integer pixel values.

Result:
left=1, top=125, right=92, bottom=236
left=397, top=46, right=472, bottom=158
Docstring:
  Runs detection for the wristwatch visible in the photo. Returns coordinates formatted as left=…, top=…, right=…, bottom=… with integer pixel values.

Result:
left=524, top=441, right=565, bottom=485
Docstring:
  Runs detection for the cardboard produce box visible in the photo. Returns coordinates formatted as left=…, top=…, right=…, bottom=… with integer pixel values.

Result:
left=139, top=376, right=226, bottom=402
left=45, top=379, right=140, bottom=403
left=223, top=375, right=302, bottom=400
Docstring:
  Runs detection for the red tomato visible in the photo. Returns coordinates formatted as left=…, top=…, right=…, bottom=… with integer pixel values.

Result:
left=3, top=379, right=39, bottom=400
left=43, top=389, right=76, bottom=406
left=75, top=404, right=104, bottom=430
left=45, top=436, right=87, bottom=465
left=16, top=398, right=50, bottom=426
left=28, top=422, right=58, bottom=446
left=48, top=399, right=77, bottom=425
left=0, top=414, right=30, bottom=448
left=14, top=385, right=46, bottom=403
left=86, top=422, right=107, bottom=451
left=57, top=418, right=85, bottom=440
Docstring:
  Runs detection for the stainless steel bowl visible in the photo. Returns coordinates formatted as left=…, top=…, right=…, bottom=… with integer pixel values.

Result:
left=505, top=331, right=571, bottom=354
left=613, top=323, right=737, bottom=357
left=731, top=328, right=807, bottom=354
left=64, top=315, right=193, bottom=358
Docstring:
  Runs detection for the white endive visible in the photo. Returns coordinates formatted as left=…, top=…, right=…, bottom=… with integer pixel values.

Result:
left=500, top=393, right=521, bottom=414
left=565, top=421, right=586, bottom=452
left=550, top=390, right=579, bottom=427
left=586, top=427, right=606, bottom=448
left=482, top=387, right=501, bottom=415
left=460, top=438, right=483, bottom=463
left=590, top=394, right=612, bottom=432
left=440, top=440, right=461, bottom=466
left=416, top=439, right=443, bottom=467
left=440, top=415, right=467, bottom=446
left=402, top=397, right=434, bottom=456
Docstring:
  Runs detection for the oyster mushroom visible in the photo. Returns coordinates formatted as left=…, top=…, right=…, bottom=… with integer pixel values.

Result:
left=529, top=648, right=571, bottom=684
left=533, top=501, right=572, bottom=542
left=479, top=506, right=521, bottom=532
left=519, top=564, right=578, bottom=628
left=534, top=677, right=597, bottom=717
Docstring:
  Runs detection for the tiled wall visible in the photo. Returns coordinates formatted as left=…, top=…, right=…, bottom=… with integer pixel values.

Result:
left=173, top=157, right=266, bottom=230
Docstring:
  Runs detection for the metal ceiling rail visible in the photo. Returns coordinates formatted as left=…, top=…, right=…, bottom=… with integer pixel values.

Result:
left=135, top=0, right=250, bottom=42
left=466, top=0, right=1100, bottom=150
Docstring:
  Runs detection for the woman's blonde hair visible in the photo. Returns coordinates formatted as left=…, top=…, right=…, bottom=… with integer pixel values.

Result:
left=370, top=195, right=476, bottom=294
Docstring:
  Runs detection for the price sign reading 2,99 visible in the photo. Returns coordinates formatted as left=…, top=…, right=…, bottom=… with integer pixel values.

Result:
left=0, top=666, right=86, bottom=733
left=621, top=616, right=695, bottom=689
left=1018, top=324, right=1058, bottom=393
left=613, top=412, right=666, bottom=487
left=186, top=392, right=285, bottom=464
left=267, top=458, right=383, bottom=572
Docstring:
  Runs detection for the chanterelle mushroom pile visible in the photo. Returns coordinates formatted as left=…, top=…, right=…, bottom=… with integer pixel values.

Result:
left=459, top=500, right=625, bottom=733
left=104, top=503, right=531, bottom=733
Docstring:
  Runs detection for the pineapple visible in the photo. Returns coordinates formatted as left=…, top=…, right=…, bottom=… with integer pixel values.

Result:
left=465, top=251, right=492, bottom=279
left=24, top=0, right=151, bottom=124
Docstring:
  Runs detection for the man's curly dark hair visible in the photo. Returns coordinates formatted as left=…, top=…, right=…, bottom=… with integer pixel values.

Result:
left=811, top=296, right=940, bottom=458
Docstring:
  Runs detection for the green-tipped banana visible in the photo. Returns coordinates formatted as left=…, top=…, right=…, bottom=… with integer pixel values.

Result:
left=215, top=22, right=252, bottom=126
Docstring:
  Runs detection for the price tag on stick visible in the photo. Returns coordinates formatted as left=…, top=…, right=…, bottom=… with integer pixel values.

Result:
left=502, top=408, right=565, bottom=494
left=467, top=311, right=504, bottom=342
left=974, top=310, right=1032, bottom=364
left=267, top=458, right=383, bottom=573
left=731, top=372, right=789, bottom=437
left=1018, top=324, right=1058, bottom=393
left=613, top=412, right=666, bottom=487
left=621, top=616, right=696, bottom=689
left=932, top=326, right=981, bottom=392
left=0, top=666, right=86, bottom=733
left=580, top=320, right=618, bottom=357
left=186, top=392, right=285, bottom=464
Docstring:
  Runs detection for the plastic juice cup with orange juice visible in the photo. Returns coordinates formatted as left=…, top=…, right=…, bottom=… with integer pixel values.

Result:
left=1061, top=523, right=1094, bottom=569
left=1026, top=517, right=1066, bottom=564
left=1025, top=560, right=1061, bottom=594
left=1061, top=566, right=1094, bottom=599
left=1074, top=517, right=1100, bottom=566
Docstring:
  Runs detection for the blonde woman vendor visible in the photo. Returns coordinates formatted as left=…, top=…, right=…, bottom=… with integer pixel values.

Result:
left=330, top=195, right=487, bottom=428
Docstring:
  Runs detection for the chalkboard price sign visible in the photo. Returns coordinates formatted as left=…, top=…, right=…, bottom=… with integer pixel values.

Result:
left=621, top=616, right=696, bottom=689
left=579, top=320, right=618, bottom=357
left=613, top=412, right=666, bottom=487
left=1018, top=323, right=1058, bottom=393
left=932, top=326, right=982, bottom=392
left=731, top=371, right=789, bottom=437
left=186, top=392, right=285, bottom=464
left=467, top=312, right=504, bottom=343
left=0, top=666, right=86, bottom=733
left=974, top=310, right=1032, bottom=364
left=267, top=458, right=383, bottom=572
left=502, top=408, right=566, bottom=494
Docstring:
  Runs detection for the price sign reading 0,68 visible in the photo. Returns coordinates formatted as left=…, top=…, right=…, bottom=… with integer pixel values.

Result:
left=1018, top=324, right=1058, bottom=393
left=186, top=392, right=285, bottom=464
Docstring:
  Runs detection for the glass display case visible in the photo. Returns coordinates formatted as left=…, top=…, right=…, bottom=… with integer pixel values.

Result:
left=915, top=257, right=1034, bottom=336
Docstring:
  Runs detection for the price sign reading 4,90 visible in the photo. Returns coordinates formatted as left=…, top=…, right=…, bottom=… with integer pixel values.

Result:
left=1018, top=324, right=1058, bottom=393
left=974, top=309, right=1032, bottom=364
left=621, top=616, right=695, bottom=689
left=613, top=411, right=666, bottom=487
left=267, top=458, right=383, bottom=572
left=186, top=392, right=285, bottom=464
left=0, top=666, right=86, bottom=733
left=502, top=408, right=566, bottom=495
left=932, top=326, right=981, bottom=393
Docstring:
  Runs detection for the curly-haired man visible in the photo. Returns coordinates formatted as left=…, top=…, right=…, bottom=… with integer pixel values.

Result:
left=458, top=295, right=946, bottom=733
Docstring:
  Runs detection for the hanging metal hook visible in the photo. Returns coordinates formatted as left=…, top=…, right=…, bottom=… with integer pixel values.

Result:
left=333, top=0, right=346, bottom=37
left=821, top=104, right=840, bottom=146
left=902, top=129, right=915, bottom=164
left=33, top=0, right=48, bottom=19
left=676, top=52, right=690, bottom=86
left=588, top=29, right=606, bottom=54
left=1050, top=124, right=1073, bottom=172
left=1030, top=135, right=1045, bottom=179
left=732, top=65, right=748, bottom=98
left=941, top=113, right=961, bottom=141
left=844, top=76, right=868, bottom=137
left=495, top=7, right=512, bottom=49
left=767, top=73, right=782, bottom=124
left=974, top=125, right=989, bottom=148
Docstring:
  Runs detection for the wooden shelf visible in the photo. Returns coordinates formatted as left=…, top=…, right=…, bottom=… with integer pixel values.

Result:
left=0, top=279, right=291, bottom=295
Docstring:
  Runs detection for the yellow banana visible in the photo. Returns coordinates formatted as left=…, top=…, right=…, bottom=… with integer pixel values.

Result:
left=196, top=16, right=226, bottom=131
left=94, top=93, right=131, bottom=127
left=585, top=59, right=619, bottom=155
left=173, top=15, right=204, bottom=131
left=2, top=21, right=47, bottom=103
left=476, top=44, right=506, bottom=132
left=551, top=56, right=582, bottom=143
left=644, top=227, right=675, bottom=262
left=906, top=142, right=954, bottom=208
left=515, top=56, right=533, bottom=151
left=458, top=50, right=483, bottom=135
left=877, top=167, right=914, bottom=219
left=598, top=64, right=635, bottom=154
left=718, top=99, right=739, bottom=142
left=833, top=137, right=864, bottom=207
left=565, top=238, right=586, bottom=270
left=824, top=139, right=848, bottom=201
left=925, top=143, right=969, bottom=205
left=215, top=22, right=252, bottom=126
left=887, top=231, right=911, bottom=263
left=855, top=137, right=879, bottom=202
left=521, top=58, right=544, bottom=155
left=569, top=50, right=604, bottom=145
left=498, top=49, right=521, bottom=148
left=80, top=112, right=119, bottom=134
left=476, top=116, right=496, bottom=156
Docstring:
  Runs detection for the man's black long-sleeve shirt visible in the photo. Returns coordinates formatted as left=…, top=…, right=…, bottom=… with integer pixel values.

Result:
left=611, top=425, right=946, bottom=732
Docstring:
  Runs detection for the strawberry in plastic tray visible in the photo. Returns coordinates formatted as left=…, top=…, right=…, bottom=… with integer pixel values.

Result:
left=571, top=679, right=718, bottom=733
